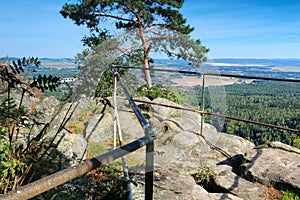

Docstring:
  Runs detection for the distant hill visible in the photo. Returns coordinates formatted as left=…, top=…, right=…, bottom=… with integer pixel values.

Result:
left=8, top=57, right=77, bottom=69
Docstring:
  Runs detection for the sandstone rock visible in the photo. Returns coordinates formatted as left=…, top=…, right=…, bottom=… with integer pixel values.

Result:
left=131, top=167, right=212, bottom=200
left=208, top=193, right=243, bottom=200
left=45, top=133, right=87, bottom=167
left=34, top=96, right=60, bottom=124
left=84, top=112, right=114, bottom=142
left=19, top=96, right=60, bottom=137
left=117, top=109, right=145, bottom=139
left=25, top=96, right=300, bottom=199
left=151, top=98, right=182, bottom=118
left=152, top=98, right=201, bottom=124
left=153, top=125, right=210, bottom=168
left=214, top=165, right=264, bottom=199
left=241, top=142, right=300, bottom=194
left=201, top=123, right=224, bottom=154
left=206, top=131, right=255, bottom=158
left=153, top=172, right=209, bottom=200
left=201, top=130, right=255, bottom=167
left=268, top=141, right=300, bottom=154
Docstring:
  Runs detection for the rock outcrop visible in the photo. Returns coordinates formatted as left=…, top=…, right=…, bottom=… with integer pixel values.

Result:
left=25, top=96, right=300, bottom=199
left=44, top=133, right=87, bottom=167
left=116, top=97, right=299, bottom=199
left=241, top=142, right=300, bottom=194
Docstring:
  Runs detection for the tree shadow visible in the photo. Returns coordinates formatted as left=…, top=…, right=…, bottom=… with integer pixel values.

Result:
left=215, top=148, right=263, bottom=199
left=82, top=98, right=112, bottom=141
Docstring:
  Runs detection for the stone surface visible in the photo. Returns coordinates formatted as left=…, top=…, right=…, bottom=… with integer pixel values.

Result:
left=45, top=133, right=87, bottom=167
left=214, top=165, right=264, bottom=199
left=213, top=133, right=255, bottom=157
left=124, top=98, right=269, bottom=199
left=34, top=96, right=60, bottom=124
left=84, top=112, right=114, bottom=142
left=201, top=131, right=256, bottom=167
left=151, top=98, right=201, bottom=126
left=25, top=96, right=300, bottom=199
left=131, top=166, right=212, bottom=200
left=241, top=142, right=300, bottom=193
left=208, top=193, right=243, bottom=200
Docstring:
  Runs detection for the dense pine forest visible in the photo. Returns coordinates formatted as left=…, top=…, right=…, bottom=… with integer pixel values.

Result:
left=195, top=81, right=300, bottom=147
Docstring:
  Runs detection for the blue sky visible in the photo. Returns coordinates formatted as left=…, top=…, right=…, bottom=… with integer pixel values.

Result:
left=1, top=0, right=300, bottom=59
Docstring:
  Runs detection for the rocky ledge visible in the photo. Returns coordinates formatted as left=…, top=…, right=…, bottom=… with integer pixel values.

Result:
left=31, top=96, right=300, bottom=199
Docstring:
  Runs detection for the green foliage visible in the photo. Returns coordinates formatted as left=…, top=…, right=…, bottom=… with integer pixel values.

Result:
left=0, top=131, right=27, bottom=193
left=281, top=190, right=300, bottom=200
left=0, top=57, right=62, bottom=194
left=1, top=57, right=60, bottom=95
left=94, top=67, right=130, bottom=98
left=0, top=57, right=40, bottom=86
left=60, top=0, right=195, bottom=45
left=189, top=81, right=300, bottom=147
left=61, top=0, right=209, bottom=86
left=135, top=83, right=180, bottom=103
left=30, top=74, right=60, bottom=92
left=192, top=163, right=216, bottom=187
left=221, top=82, right=300, bottom=146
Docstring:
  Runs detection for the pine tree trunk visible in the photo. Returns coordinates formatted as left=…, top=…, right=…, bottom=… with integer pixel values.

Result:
left=144, top=57, right=152, bottom=87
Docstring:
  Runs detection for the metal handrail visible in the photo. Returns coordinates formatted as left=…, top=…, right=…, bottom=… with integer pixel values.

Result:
left=2, top=64, right=298, bottom=199
left=1, top=70, right=157, bottom=200
left=114, top=71, right=150, bottom=128
left=113, top=65, right=300, bottom=83
left=0, top=135, right=155, bottom=200
left=114, top=69, right=156, bottom=200
left=115, top=97, right=300, bottom=135
left=113, top=65, right=300, bottom=135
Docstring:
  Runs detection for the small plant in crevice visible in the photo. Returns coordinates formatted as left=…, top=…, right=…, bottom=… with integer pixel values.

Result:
left=192, top=164, right=216, bottom=185
left=192, top=164, right=227, bottom=193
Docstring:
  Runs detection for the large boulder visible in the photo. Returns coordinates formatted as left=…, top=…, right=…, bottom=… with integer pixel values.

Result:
left=131, top=164, right=244, bottom=200
left=131, top=166, right=244, bottom=200
left=84, top=111, right=114, bottom=142
left=202, top=131, right=255, bottom=167
left=241, top=142, right=300, bottom=194
left=44, top=133, right=88, bottom=167
left=123, top=97, right=265, bottom=199
left=213, top=165, right=264, bottom=199
left=33, top=96, right=60, bottom=124
left=151, top=98, right=201, bottom=126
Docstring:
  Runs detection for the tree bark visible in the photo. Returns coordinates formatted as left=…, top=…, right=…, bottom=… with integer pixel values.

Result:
left=143, top=56, right=152, bottom=87
left=138, top=16, right=152, bottom=87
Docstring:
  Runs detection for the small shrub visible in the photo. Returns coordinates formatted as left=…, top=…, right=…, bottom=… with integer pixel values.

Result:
left=192, top=164, right=216, bottom=184
left=0, top=131, right=27, bottom=193
left=135, top=83, right=180, bottom=103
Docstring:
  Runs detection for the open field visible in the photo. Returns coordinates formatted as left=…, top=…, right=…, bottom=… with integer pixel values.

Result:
left=170, top=75, right=253, bottom=87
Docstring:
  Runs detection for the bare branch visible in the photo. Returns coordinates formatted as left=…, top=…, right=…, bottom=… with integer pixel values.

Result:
left=96, top=13, right=134, bottom=22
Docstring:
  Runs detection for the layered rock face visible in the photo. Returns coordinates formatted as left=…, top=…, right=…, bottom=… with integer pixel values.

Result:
left=29, top=96, right=300, bottom=199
